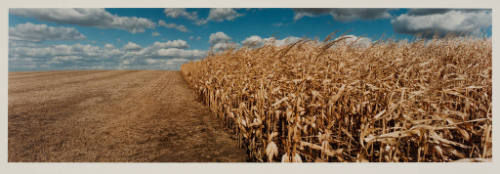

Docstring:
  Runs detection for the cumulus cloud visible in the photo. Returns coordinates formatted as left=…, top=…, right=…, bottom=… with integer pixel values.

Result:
left=163, top=8, right=206, bottom=25
left=293, top=8, right=391, bottom=21
left=209, top=32, right=232, bottom=45
left=158, top=20, right=189, bottom=32
left=241, top=35, right=302, bottom=48
left=9, top=39, right=206, bottom=71
left=407, top=9, right=488, bottom=16
left=9, top=42, right=124, bottom=70
left=118, top=43, right=206, bottom=70
left=10, top=8, right=156, bottom=33
left=391, top=9, right=492, bottom=38
left=123, top=42, right=142, bottom=51
left=164, top=8, right=198, bottom=21
left=157, top=48, right=205, bottom=58
left=209, top=32, right=239, bottom=52
left=152, top=31, right=160, bottom=37
left=212, top=43, right=240, bottom=52
left=143, top=58, right=192, bottom=70
left=241, top=35, right=267, bottom=48
left=206, top=8, right=243, bottom=22
left=10, top=43, right=103, bottom=58
left=151, top=40, right=189, bottom=49
left=163, top=8, right=243, bottom=25
left=104, top=43, right=115, bottom=49
left=121, top=39, right=197, bottom=60
left=9, top=22, right=86, bottom=42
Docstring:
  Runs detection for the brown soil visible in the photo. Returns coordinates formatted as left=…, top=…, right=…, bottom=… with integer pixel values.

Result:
left=8, top=70, right=248, bottom=162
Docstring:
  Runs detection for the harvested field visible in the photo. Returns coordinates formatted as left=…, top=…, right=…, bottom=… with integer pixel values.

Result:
left=8, top=70, right=247, bottom=162
left=181, top=37, right=492, bottom=162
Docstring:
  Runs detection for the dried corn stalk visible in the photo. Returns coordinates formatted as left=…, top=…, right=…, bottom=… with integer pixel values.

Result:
left=180, top=36, right=492, bottom=162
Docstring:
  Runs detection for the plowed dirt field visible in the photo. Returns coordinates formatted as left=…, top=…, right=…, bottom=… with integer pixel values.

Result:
left=8, top=70, right=247, bottom=162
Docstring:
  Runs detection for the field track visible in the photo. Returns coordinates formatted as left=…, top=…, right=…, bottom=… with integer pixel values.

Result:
left=8, top=70, right=248, bottom=162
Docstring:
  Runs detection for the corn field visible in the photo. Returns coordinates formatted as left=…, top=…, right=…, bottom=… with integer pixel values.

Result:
left=180, top=36, right=492, bottom=162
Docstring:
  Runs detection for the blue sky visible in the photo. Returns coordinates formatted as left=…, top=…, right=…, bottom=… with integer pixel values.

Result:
left=8, top=8, right=492, bottom=71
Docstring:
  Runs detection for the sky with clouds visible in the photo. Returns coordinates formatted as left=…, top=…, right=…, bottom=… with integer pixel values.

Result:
left=8, top=8, right=492, bottom=71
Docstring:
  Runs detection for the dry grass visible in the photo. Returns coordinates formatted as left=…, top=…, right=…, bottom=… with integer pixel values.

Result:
left=180, top=36, right=492, bottom=162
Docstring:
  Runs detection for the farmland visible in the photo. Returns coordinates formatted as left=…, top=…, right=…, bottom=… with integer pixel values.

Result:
left=181, top=37, right=492, bottom=162
left=8, top=71, right=247, bottom=162
left=8, top=37, right=492, bottom=163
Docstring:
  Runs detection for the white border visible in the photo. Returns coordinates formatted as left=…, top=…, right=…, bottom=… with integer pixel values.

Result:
left=1, top=1, right=498, bottom=174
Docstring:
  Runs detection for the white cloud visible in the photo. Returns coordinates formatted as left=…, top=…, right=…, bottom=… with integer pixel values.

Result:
left=206, top=8, right=243, bottom=22
left=212, top=43, right=240, bottom=52
left=157, top=48, right=205, bottom=58
left=48, top=55, right=82, bottom=64
left=9, top=22, right=85, bottom=42
left=241, top=35, right=266, bottom=48
left=9, top=39, right=206, bottom=71
left=293, top=8, right=391, bottom=21
left=209, top=31, right=240, bottom=52
left=164, top=8, right=198, bottom=21
left=158, top=20, right=189, bottom=32
left=123, top=42, right=142, bottom=51
left=391, top=10, right=492, bottom=37
left=241, top=35, right=301, bottom=48
left=8, top=40, right=38, bottom=48
left=271, top=37, right=302, bottom=47
left=118, top=47, right=205, bottom=70
left=151, top=40, right=189, bottom=49
left=143, top=58, right=192, bottom=70
left=209, top=31, right=232, bottom=45
left=10, top=8, right=156, bottom=33
left=163, top=8, right=206, bottom=25
left=163, top=8, right=243, bottom=25
left=9, top=43, right=120, bottom=64
left=104, top=43, right=115, bottom=49
left=406, top=9, right=488, bottom=16
left=6, top=42, right=127, bottom=70
left=152, top=31, right=160, bottom=37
